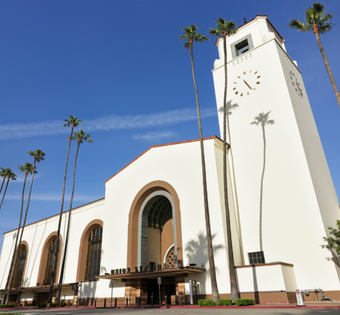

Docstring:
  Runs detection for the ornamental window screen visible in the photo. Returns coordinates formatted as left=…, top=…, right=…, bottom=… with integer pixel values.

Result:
left=248, top=251, right=265, bottom=264
left=43, top=238, right=59, bottom=285
left=84, top=226, right=103, bottom=280
left=166, top=246, right=176, bottom=268
left=13, top=245, right=27, bottom=288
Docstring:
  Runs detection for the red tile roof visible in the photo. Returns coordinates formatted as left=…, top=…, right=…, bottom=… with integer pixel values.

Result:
left=215, top=15, right=283, bottom=46
left=104, top=135, right=227, bottom=183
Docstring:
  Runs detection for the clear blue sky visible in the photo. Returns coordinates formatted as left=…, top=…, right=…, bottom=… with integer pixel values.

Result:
left=0, top=0, right=339, bottom=249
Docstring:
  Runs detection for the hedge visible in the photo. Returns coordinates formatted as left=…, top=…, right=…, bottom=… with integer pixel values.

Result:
left=235, top=298, right=255, bottom=306
left=217, top=299, right=232, bottom=306
left=0, top=304, right=14, bottom=309
left=38, top=302, right=67, bottom=308
left=198, top=299, right=216, bottom=306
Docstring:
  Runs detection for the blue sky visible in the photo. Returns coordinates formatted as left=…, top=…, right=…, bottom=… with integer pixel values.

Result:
left=0, top=0, right=340, bottom=249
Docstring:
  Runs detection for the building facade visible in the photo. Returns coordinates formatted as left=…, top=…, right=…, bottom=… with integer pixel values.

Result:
left=0, top=16, right=339, bottom=306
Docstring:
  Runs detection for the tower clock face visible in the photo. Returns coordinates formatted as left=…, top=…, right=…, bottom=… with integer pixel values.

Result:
left=232, top=70, right=261, bottom=97
left=289, top=70, right=303, bottom=98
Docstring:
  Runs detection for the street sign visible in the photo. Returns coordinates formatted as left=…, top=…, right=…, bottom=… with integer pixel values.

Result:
left=295, top=289, right=304, bottom=306
left=157, top=277, right=161, bottom=284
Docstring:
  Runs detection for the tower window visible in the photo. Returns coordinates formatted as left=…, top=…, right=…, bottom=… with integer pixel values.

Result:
left=235, top=40, right=249, bottom=56
left=230, top=34, right=254, bottom=59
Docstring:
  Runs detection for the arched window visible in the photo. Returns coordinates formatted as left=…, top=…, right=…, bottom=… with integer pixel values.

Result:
left=84, top=226, right=102, bottom=280
left=43, top=238, right=59, bottom=285
left=12, top=245, right=27, bottom=288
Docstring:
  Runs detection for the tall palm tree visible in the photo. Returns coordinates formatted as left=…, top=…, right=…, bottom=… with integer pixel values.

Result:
left=0, top=169, right=17, bottom=210
left=56, top=130, right=92, bottom=301
left=49, top=115, right=82, bottom=304
left=251, top=112, right=274, bottom=252
left=4, top=163, right=36, bottom=303
left=4, top=150, right=44, bottom=304
left=210, top=18, right=239, bottom=301
left=0, top=168, right=10, bottom=194
left=179, top=25, right=221, bottom=303
left=289, top=2, right=340, bottom=108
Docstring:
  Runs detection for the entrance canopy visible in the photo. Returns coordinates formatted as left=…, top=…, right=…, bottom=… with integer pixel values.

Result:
left=97, top=266, right=205, bottom=280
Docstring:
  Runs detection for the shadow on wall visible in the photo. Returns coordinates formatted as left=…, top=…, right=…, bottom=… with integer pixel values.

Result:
left=185, top=232, right=223, bottom=294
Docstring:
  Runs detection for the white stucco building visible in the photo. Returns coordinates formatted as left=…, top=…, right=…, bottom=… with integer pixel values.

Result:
left=0, top=15, right=339, bottom=306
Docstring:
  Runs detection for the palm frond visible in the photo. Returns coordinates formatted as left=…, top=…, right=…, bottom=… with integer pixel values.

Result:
left=288, top=19, right=310, bottom=32
left=179, top=24, right=208, bottom=48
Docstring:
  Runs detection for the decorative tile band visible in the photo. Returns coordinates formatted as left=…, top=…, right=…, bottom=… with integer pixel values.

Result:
left=137, top=190, right=178, bottom=267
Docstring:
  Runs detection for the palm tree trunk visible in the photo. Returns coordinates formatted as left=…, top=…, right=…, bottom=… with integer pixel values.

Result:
left=4, top=174, right=28, bottom=304
left=222, top=36, right=240, bottom=302
left=0, top=177, right=6, bottom=194
left=0, top=179, right=10, bottom=210
left=49, top=126, right=74, bottom=304
left=314, top=31, right=340, bottom=108
left=57, top=141, right=80, bottom=300
left=6, top=166, right=35, bottom=305
left=259, top=125, right=266, bottom=252
left=190, top=42, right=220, bottom=303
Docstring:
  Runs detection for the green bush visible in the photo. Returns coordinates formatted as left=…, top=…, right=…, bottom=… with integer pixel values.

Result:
left=0, top=304, right=15, bottom=309
left=198, top=299, right=216, bottom=306
left=217, top=299, right=232, bottom=306
left=235, top=298, right=255, bottom=306
left=38, top=302, right=67, bottom=308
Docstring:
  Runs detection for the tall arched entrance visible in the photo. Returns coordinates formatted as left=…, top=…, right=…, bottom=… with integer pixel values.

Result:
left=97, top=181, right=205, bottom=305
left=125, top=181, right=185, bottom=306
left=138, top=190, right=177, bottom=268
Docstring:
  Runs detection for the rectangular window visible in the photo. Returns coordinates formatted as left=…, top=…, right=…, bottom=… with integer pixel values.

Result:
left=248, top=251, right=265, bottom=264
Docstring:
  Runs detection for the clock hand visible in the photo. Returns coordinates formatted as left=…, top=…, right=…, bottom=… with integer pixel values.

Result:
left=243, top=80, right=252, bottom=90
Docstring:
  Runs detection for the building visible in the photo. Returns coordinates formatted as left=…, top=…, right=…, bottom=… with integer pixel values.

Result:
left=0, top=15, right=339, bottom=306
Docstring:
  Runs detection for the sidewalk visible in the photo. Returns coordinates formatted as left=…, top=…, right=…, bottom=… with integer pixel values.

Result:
left=3, top=301, right=340, bottom=311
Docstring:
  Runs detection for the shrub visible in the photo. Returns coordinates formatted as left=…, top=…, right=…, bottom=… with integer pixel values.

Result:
left=0, top=304, right=15, bottom=309
left=235, top=298, right=255, bottom=306
left=39, top=302, right=67, bottom=308
left=198, top=299, right=216, bottom=306
left=217, top=299, right=232, bottom=306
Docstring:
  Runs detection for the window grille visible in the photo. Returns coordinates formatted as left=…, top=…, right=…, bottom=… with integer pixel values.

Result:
left=84, top=226, right=103, bottom=280
left=13, top=246, right=27, bottom=288
left=248, top=251, right=265, bottom=264
left=43, top=238, right=58, bottom=285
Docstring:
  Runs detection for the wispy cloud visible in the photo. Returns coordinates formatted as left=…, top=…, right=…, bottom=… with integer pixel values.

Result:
left=5, top=192, right=102, bottom=202
left=0, top=107, right=215, bottom=140
left=11, top=174, right=41, bottom=183
left=133, top=130, right=176, bottom=141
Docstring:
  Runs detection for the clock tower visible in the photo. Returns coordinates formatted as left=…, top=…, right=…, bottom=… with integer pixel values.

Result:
left=212, top=15, right=340, bottom=290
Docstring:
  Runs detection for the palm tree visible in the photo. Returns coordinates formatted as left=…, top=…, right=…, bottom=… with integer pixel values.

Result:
left=49, top=115, right=82, bottom=304
left=251, top=112, right=274, bottom=252
left=0, top=168, right=10, bottom=194
left=289, top=2, right=340, bottom=108
left=210, top=18, right=239, bottom=301
left=0, top=169, right=17, bottom=210
left=4, top=150, right=44, bottom=305
left=56, top=130, right=92, bottom=300
left=4, top=163, right=36, bottom=303
left=179, top=25, right=221, bottom=303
